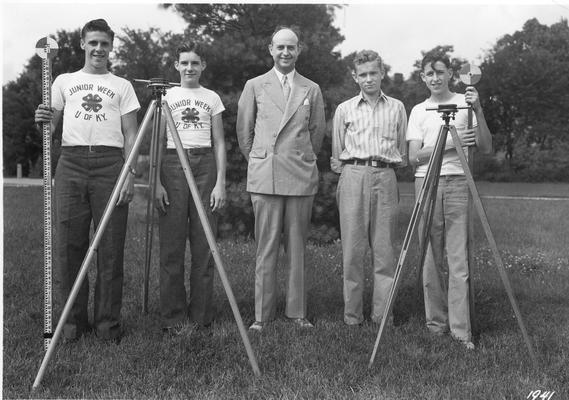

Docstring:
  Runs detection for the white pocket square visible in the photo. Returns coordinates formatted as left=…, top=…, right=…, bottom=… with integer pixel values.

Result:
left=303, top=98, right=310, bottom=106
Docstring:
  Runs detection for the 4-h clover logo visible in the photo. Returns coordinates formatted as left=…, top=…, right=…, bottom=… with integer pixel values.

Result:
left=181, top=107, right=200, bottom=123
left=81, top=93, right=103, bottom=112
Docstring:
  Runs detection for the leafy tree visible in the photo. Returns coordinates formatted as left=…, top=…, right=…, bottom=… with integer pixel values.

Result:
left=478, top=18, right=569, bottom=176
left=112, top=27, right=188, bottom=155
left=163, top=4, right=345, bottom=92
left=163, top=3, right=346, bottom=183
left=162, top=4, right=347, bottom=239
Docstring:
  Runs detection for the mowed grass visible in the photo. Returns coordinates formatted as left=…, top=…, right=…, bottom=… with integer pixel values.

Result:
left=3, top=185, right=569, bottom=399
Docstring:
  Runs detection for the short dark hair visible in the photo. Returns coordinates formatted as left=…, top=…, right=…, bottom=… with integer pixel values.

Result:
left=270, top=25, right=302, bottom=44
left=176, top=42, right=207, bottom=62
left=81, top=19, right=114, bottom=41
left=421, top=52, right=451, bottom=71
left=352, top=50, right=384, bottom=72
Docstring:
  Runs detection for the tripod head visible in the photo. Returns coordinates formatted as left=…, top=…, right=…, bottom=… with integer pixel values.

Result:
left=133, top=78, right=180, bottom=99
left=426, top=104, right=471, bottom=126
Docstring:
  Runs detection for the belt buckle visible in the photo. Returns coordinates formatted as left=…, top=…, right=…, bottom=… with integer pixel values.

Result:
left=88, top=145, right=94, bottom=153
left=370, top=160, right=378, bottom=167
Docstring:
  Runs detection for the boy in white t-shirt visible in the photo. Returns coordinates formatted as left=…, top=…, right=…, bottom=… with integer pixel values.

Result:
left=34, top=19, right=140, bottom=343
left=154, top=44, right=227, bottom=334
left=406, top=53, right=492, bottom=350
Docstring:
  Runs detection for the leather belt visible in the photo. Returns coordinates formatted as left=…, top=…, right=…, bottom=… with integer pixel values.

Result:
left=166, top=147, right=212, bottom=155
left=62, top=145, right=122, bottom=153
left=343, top=159, right=395, bottom=168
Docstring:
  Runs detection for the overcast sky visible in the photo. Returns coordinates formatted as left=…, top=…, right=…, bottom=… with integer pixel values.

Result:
left=2, top=1, right=569, bottom=84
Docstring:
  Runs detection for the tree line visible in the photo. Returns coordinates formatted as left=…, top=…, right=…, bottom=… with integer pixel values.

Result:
left=3, top=4, right=568, bottom=240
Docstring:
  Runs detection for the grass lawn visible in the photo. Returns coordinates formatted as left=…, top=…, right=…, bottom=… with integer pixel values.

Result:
left=3, top=185, right=568, bottom=399
left=397, top=181, right=569, bottom=198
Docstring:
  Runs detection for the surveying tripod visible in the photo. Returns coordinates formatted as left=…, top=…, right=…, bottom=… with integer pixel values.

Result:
left=32, top=78, right=261, bottom=390
left=368, top=103, right=538, bottom=369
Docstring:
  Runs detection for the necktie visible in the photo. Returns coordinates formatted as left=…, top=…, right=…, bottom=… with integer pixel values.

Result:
left=282, top=75, right=291, bottom=101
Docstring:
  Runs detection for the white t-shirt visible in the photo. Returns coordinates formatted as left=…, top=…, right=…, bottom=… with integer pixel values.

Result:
left=52, top=70, right=140, bottom=147
left=406, top=93, right=478, bottom=177
left=164, top=86, right=225, bottom=149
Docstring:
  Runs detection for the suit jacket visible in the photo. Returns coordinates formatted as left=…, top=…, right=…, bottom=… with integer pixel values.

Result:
left=237, top=70, right=326, bottom=196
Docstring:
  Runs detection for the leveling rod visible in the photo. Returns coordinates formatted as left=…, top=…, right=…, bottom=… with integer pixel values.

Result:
left=35, top=36, right=59, bottom=351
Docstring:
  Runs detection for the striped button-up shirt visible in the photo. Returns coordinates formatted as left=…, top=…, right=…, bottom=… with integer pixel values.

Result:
left=331, top=92, right=408, bottom=173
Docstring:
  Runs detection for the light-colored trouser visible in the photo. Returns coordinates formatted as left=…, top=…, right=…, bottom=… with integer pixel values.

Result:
left=415, top=175, right=471, bottom=341
left=250, top=193, right=314, bottom=322
left=337, top=165, right=399, bottom=325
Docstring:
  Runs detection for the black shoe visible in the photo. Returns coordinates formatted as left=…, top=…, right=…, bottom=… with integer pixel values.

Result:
left=95, top=331, right=122, bottom=345
left=62, top=326, right=93, bottom=343
left=248, top=321, right=265, bottom=332
left=97, top=335, right=122, bottom=345
left=162, top=323, right=186, bottom=336
left=290, top=318, right=314, bottom=329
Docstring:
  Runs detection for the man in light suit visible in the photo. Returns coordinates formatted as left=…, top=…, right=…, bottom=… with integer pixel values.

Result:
left=237, top=26, right=326, bottom=332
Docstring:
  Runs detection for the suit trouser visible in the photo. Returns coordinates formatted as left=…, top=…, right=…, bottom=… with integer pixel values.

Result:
left=336, top=165, right=399, bottom=325
left=250, top=193, right=314, bottom=322
left=159, top=152, right=217, bottom=328
left=55, top=147, right=128, bottom=340
left=415, top=175, right=471, bottom=341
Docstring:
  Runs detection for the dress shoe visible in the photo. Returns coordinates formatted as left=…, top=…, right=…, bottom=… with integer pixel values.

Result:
left=248, top=321, right=265, bottom=332
left=451, top=333, right=475, bottom=350
left=291, top=318, right=314, bottom=329
left=162, top=322, right=186, bottom=336
left=371, top=314, right=394, bottom=328
left=462, top=341, right=475, bottom=350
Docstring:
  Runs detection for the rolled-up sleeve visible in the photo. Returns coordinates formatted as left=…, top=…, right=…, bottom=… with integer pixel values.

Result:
left=330, top=104, right=346, bottom=174
left=396, top=103, right=408, bottom=168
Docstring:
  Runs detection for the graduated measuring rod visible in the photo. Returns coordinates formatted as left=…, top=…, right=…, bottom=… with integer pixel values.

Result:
left=35, top=36, right=58, bottom=351
left=32, top=93, right=155, bottom=390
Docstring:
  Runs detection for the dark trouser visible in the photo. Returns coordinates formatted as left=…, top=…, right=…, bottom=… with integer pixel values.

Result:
left=55, top=146, right=128, bottom=340
left=158, top=151, right=217, bottom=328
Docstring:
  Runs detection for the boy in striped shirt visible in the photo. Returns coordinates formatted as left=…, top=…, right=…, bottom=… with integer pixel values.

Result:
left=331, top=50, right=407, bottom=326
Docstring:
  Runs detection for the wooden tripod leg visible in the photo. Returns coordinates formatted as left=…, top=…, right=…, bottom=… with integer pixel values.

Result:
left=162, top=101, right=261, bottom=377
left=142, top=101, right=165, bottom=314
left=368, top=125, right=449, bottom=368
left=415, top=158, right=443, bottom=303
left=449, top=127, right=538, bottom=368
left=32, top=101, right=156, bottom=390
